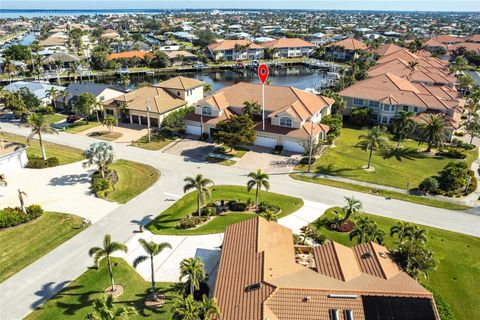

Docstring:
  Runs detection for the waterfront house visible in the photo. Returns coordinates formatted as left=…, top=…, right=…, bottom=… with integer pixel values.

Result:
left=61, top=83, right=125, bottom=111
left=262, top=38, right=316, bottom=58
left=325, top=38, right=368, bottom=60
left=214, top=217, right=440, bottom=320
left=3, top=81, right=65, bottom=106
left=183, top=82, right=333, bottom=153
left=207, top=40, right=264, bottom=61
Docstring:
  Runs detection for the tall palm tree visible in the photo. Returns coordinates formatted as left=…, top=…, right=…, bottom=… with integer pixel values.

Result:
left=179, top=257, right=206, bottom=296
left=341, top=196, right=362, bottom=224
left=390, top=221, right=414, bottom=242
left=199, top=295, right=221, bottom=320
left=392, top=111, right=416, bottom=146
left=86, top=295, right=137, bottom=320
left=247, top=169, right=270, bottom=209
left=93, top=99, right=104, bottom=123
left=46, top=87, right=59, bottom=110
left=3, top=58, right=17, bottom=83
left=357, top=126, right=389, bottom=169
left=416, top=114, right=446, bottom=152
left=203, top=83, right=213, bottom=96
left=133, top=239, right=172, bottom=301
left=183, top=174, right=214, bottom=217
left=26, top=113, right=59, bottom=160
left=83, top=142, right=115, bottom=178
left=242, top=100, right=261, bottom=118
left=173, top=294, right=200, bottom=320
left=60, top=89, right=70, bottom=109
left=88, top=234, right=128, bottom=293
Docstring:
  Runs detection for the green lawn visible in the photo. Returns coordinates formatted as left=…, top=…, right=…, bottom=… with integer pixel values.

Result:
left=108, top=160, right=160, bottom=204
left=290, top=174, right=470, bottom=210
left=26, top=258, right=180, bottom=320
left=131, top=134, right=175, bottom=151
left=87, top=131, right=122, bottom=141
left=147, top=185, right=304, bottom=235
left=296, top=127, right=478, bottom=189
left=64, top=121, right=101, bottom=134
left=0, top=212, right=87, bottom=283
left=0, top=133, right=84, bottom=165
left=312, top=208, right=480, bottom=320
left=205, top=156, right=236, bottom=166
left=44, top=113, right=65, bottom=125
left=213, top=146, right=249, bottom=158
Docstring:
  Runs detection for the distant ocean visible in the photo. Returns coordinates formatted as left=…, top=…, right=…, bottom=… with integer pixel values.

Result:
left=0, top=9, right=171, bottom=19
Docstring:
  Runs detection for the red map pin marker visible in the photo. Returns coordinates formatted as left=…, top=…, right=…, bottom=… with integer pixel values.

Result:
left=258, top=64, right=269, bottom=84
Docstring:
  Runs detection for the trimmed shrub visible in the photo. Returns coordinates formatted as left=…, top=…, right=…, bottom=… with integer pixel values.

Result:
left=176, top=216, right=209, bottom=229
left=419, top=177, right=440, bottom=193
left=91, top=177, right=113, bottom=198
left=451, top=138, right=475, bottom=150
left=257, top=201, right=281, bottom=214
left=0, top=205, right=44, bottom=228
left=229, top=201, right=248, bottom=212
left=300, top=156, right=316, bottom=165
left=437, top=148, right=467, bottom=159
left=27, top=156, right=59, bottom=168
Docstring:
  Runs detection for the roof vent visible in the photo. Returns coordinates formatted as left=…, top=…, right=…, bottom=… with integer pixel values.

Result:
left=361, top=252, right=373, bottom=259
left=244, top=282, right=262, bottom=292
left=379, top=252, right=387, bottom=259
left=303, top=296, right=311, bottom=302
left=328, top=294, right=358, bottom=299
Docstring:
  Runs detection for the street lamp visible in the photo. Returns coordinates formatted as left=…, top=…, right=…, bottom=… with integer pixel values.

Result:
left=146, top=102, right=151, bottom=143
left=307, top=116, right=315, bottom=173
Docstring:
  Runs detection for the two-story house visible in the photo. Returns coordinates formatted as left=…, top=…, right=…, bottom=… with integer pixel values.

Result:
left=325, top=38, right=368, bottom=60
left=262, top=38, right=316, bottom=58
left=183, top=82, right=333, bottom=153
left=207, top=40, right=264, bottom=61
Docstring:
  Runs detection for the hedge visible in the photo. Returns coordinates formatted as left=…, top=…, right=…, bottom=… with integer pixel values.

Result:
left=0, top=205, right=44, bottom=229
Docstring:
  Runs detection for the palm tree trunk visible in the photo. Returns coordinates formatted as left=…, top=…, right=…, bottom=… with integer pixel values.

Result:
left=39, top=133, right=47, bottom=160
left=96, top=110, right=100, bottom=123
left=397, top=134, right=402, bottom=147
left=197, top=192, right=202, bottom=216
left=150, top=255, right=157, bottom=300
left=470, top=134, right=474, bottom=144
left=255, top=185, right=259, bottom=209
left=107, top=256, right=116, bottom=292
left=367, top=148, right=373, bottom=169
left=427, top=138, right=432, bottom=153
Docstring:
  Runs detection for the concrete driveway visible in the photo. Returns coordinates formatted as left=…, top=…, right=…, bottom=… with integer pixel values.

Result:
left=79, top=122, right=148, bottom=144
left=234, top=146, right=301, bottom=174
left=162, top=137, right=216, bottom=161
left=0, top=162, right=119, bottom=222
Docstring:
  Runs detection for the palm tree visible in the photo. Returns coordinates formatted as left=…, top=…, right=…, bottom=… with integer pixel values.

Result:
left=341, top=196, right=362, bottom=224
left=60, top=89, right=70, bottom=109
left=366, top=227, right=385, bottom=245
left=390, top=221, right=414, bottom=242
left=416, top=114, right=446, bottom=152
left=93, top=99, right=104, bottom=123
left=242, top=100, right=261, bottom=118
left=68, top=66, right=80, bottom=83
left=173, top=295, right=200, bottom=320
left=3, top=58, right=17, bottom=83
left=410, top=226, right=428, bottom=243
left=199, top=295, right=221, bottom=320
left=83, top=142, right=115, bottom=178
left=88, top=234, right=128, bottom=294
left=247, top=169, right=270, bottom=209
left=132, top=239, right=172, bottom=301
left=85, top=295, right=137, bottom=320
left=26, top=113, right=59, bottom=160
left=102, top=115, right=118, bottom=133
left=357, top=126, right=389, bottom=169
left=407, top=60, right=419, bottom=77
left=183, top=174, right=214, bottom=217
left=179, top=257, right=206, bottom=296
left=46, top=87, right=59, bottom=110
left=349, top=216, right=372, bottom=244
left=392, top=111, right=416, bottom=146
left=261, top=210, right=278, bottom=222
left=203, top=83, right=213, bottom=96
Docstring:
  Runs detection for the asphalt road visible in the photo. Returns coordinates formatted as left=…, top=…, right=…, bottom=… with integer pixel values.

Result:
left=0, top=122, right=479, bottom=320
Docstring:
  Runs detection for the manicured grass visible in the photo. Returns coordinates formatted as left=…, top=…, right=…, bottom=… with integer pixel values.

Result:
left=290, top=174, right=471, bottom=210
left=0, top=133, right=84, bottom=165
left=108, top=160, right=159, bottom=204
left=147, top=185, right=304, bottom=235
left=25, top=258, right=180, bottom=320
left=0, top=212, right=87, bottom=283
left=312, top=208, right=480, bottom=320
left=205, top=156, right=236, bottom=166
left=64, top=121, right=101, bottom=134
left=87, top=131, right=122, bottom=141
left=213, top=146, right=249, bottom=158
left=131, top=134, right=175, bottom=151
left=296, top=127, right=478, bottom=189
left=44, top=113, right=65, bottom=125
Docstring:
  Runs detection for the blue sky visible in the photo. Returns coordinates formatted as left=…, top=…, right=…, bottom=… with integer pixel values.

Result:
left=2, top=0, right=480, bottom=12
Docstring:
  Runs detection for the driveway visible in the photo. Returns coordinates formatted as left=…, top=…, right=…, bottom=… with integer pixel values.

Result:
left=78, top=122, right=148, bottom=144
left=162, top=137, right=216, bottom=161
left=233, top=146, right=301, bottom=174
left=0, top=162, right=119, bottom=222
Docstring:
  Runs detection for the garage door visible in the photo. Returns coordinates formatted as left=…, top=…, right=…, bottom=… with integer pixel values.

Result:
left=284, top=139, right=305, bottom=153
left=255, top=135, right=277, bottom=148
left=186, top=124, right=202, bottom=136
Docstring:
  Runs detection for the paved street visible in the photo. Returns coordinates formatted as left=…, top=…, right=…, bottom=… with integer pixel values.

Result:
left=0, top=122, right=479, bottom=320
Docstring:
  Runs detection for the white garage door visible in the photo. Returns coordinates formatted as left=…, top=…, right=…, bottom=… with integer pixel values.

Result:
left=185, top=124, right=201, bottom=136
left=255, top=135, right=277, bottom=148
left=284, top=139, right=305, bottom=153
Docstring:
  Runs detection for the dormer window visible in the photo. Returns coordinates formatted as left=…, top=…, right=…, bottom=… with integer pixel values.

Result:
left=280, top=116, right=293, bottom=127
left=202, top=106, right=212, bottom=116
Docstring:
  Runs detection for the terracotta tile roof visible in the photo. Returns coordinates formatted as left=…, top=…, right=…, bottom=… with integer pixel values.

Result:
left=425, top=38, right=448, bottom=49
left=262, top=38, right=315, bottom=49
left=375, top=43, right=404, bottom=56
left=214, top=217, right=438, bottom=320
left=106, top=51, right=153, bottom=61
left=112, top=86, right=185, bottom=114
left=327, top=38, right=368, bottom=51
left=466, top=34, right=480, bottom=42
left=154, top=76, right=204, bottom=90
left=207, top=39, right=263, bottom=51
left=376, top=49, right=448, bottom=70
left=447, top=42, right=480, bottom=54
left=431, top=35, right=464, bottom=44
left=38, top=36, right=66, bottom=47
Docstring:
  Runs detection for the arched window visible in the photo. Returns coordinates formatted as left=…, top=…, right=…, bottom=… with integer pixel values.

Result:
left=202, top=106, right=212, bottom=115
left=280, top=116, right=292, bottom=127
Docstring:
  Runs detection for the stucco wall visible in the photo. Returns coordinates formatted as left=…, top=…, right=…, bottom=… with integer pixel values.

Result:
left=0, top=147, right=28, bottom=175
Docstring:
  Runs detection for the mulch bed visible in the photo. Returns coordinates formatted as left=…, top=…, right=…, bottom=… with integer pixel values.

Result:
left=104, top=284, right=124, bottom=297
left=144, top=292, right=166, bottom=309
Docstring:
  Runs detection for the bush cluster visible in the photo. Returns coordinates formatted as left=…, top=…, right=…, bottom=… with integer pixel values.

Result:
left=299, top=156, right=317, bottom=165
left=27, top=156, right=59, bottom=168
left=91, top=177, right=113, bottom=198
left=436, top=148, right=467, bottom=159
left=228, top=201, right=248, bottom=212
left=176, top=216, right=209, bottom=229
left=0, top=205, right=44, bottom=228
left=451, top=138, right=475, bottom=150
left=257, top=201, right=281, bottom=214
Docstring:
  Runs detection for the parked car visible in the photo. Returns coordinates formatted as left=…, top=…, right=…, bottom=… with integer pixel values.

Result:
left=66, top=115, right=81, bottom=123
left=192, top=62, right=208, bottom=70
